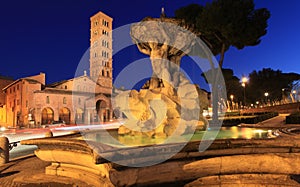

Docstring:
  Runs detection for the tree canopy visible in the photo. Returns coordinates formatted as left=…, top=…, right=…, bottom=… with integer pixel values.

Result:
left=246, top=68, right=300, bottom=104
left=175, top=0, right=271, bottom=67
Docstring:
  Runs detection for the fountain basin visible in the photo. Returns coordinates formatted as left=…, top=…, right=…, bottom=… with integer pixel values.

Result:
left=21, top=127, right=300, bottom=186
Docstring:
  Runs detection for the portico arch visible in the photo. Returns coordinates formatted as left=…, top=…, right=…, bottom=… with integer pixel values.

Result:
left=85, top=94, right=112, bottom=124
left=59, top=107, right=71, bottom=124
left=42, top=107, right=54, bottom=124
left=96, top=100, right=109, bottom=122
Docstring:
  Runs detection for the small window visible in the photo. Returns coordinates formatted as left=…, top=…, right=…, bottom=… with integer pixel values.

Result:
left=65, top=85, right=67, bottom=89
left=78, top=98, right=81, bottom=105
left=17, top=85, right=19, bottom=90
left=63, top=97, right=67, bottom=104
left=46, top=96, right=50, bottom=104
left=26, top=100, right=28, bottom=107
left=17, top=99, right=20, bottom=105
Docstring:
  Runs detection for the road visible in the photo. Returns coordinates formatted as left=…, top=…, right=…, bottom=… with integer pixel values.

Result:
left=0, top=122, right=122, bottom=160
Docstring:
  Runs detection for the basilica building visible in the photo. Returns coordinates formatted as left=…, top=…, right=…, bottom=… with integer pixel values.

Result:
left=2, top=11, right=113, bottom=128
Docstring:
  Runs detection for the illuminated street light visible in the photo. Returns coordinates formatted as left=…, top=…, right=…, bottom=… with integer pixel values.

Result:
left=241, top=77, right=248, bottom=107
left=242, top=77, right=248, bottom=84
left=264, top=92, right=269, bottom=106
left=292, top=90, right=297, bottom=102
left=264, top=92, right=269, bottom=97
left=230, top=95, right=234, bottom=111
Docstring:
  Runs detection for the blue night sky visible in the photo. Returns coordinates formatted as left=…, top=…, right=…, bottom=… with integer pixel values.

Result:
left=0, top=0, right=300, bottom=89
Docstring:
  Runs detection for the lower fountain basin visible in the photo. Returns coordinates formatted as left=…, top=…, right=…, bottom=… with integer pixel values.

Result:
left=21, top=127, right=300, bottom=186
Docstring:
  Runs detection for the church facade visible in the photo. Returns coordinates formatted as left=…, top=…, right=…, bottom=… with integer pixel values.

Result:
left=2, top=11, right=114, bottom=128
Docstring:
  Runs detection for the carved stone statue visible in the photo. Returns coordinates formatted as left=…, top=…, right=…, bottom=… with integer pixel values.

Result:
left=115, top=13, right=208, bottom=139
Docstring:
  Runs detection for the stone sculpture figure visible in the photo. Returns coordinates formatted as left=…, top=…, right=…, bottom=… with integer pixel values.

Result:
left=115, top=13, right=209, bottom=139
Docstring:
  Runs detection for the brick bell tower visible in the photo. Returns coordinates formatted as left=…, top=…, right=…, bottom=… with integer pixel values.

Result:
left=90, top=11, right=113, bottom=89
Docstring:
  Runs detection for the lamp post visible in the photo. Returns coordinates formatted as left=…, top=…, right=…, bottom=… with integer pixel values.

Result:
left=230, top=94, right=234, bottom=111
left=241, top=77, right=248, bottom=107
left=264, top=92, right=269, bottom=106
left=292, top=90, right=297, bottom=102
left=282, top=88, right=285, bottom=104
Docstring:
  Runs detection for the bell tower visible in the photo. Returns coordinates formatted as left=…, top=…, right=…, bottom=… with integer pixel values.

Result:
left=90, top=11, right=113, bottom=89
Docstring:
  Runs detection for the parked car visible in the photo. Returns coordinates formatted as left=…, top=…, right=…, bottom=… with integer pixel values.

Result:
left=42, top=120, right=66, bottom=128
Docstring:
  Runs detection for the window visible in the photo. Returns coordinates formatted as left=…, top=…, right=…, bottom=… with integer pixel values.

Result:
left=63, top=97, right=67, bottom=104
left=17, top=99, right=20, bottom=105
left=46, top=96, right=50, bottom=104
left=94, top=31, right=98, bottom=35
left=26, top=100, right=28, bottom=107
left=107, top=71, right=110, bottom=77
left=78, top=98, right=81, bottom=105
left=17, top=85, right=19, bottom=90
left=65, top=85, right=67, bottom=89
left=93, top=41, right=98, bottom=47
left=102, top=70, right=105, bottom=76
left=95, top=21, right=98, bottom=26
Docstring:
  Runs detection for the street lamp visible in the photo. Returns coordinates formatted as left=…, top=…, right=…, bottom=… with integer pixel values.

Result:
left=241, top=77, right=248, bottom=107
left=230, top=95, right=234, bottom=110
left=282, top=88, right=285, bottom=104
left=264, top=92, right=269, bottom=106
left=292, top=90, right=297, bottom=102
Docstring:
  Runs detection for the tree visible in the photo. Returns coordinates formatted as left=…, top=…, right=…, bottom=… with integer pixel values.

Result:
left=175, top=0, right=271, bottom=67
left=202, top=68, right=243, bottom=104
left=247, top=68, right=300, bottom=104
left=176, top=0, right=270, bottom=121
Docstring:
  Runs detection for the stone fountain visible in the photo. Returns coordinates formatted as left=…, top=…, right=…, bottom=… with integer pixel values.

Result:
left=115, top=13, right=209, bottom=138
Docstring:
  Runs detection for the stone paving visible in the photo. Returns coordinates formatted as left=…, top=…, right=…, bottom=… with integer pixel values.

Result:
left=0, top=156, right=93, bottom=187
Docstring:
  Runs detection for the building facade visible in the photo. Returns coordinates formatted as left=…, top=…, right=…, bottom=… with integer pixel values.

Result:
left=2, top=11, right=114, bottom=128
left=3, top=73, right=45, bottom=127
left=0, top=76, right=14, bottom=126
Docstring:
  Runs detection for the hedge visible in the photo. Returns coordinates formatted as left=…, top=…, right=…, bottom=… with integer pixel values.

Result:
left=286, top=112, right=300, bottom=124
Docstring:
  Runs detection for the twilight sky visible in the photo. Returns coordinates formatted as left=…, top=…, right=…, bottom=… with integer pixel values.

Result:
left=1, top=0, right=300, bottom=89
